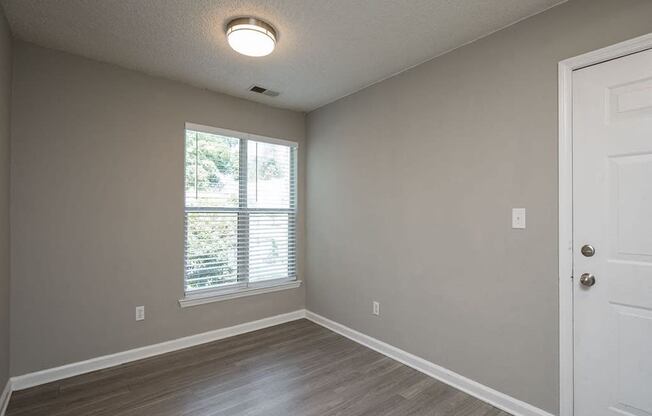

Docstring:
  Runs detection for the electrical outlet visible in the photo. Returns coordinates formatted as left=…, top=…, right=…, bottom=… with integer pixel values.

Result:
left=372, top=301, right=380, bottom=316
left=512, top=208, right=526, bottom=229
left=136, top=306, right=145, bottom=321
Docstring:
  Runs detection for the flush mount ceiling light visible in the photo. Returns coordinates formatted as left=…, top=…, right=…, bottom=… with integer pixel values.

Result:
left=226, top=17, right=277, bottom=57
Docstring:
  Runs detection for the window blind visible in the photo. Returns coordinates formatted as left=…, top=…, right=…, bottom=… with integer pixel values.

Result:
left=184, top=128, right=297, bottom=293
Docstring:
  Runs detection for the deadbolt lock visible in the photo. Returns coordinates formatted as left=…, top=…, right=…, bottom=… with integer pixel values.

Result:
left=581, top=244, right=595, bottom=257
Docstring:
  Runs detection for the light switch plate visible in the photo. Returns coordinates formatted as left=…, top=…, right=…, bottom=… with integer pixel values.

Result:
left=512, top=208, right=526, bottom=229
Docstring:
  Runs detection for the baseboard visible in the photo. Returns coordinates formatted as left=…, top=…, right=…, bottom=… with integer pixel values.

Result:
left=305, top=310, right=554, bottom=416
left=8, top=308, right=554, bottom=416
left=0, top=379, right=11, bottom=416
left=11, top=309, right=307, bottom=391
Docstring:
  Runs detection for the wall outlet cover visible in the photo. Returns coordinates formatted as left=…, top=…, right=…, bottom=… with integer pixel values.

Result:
left=512, top=208, right=526, bottom=229
left=136, top=306, right=145, bottom=321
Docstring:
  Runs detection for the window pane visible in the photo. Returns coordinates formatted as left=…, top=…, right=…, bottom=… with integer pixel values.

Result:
left=185, top=212, right=238, bottom=291
left=248, top=212, right=296, bottom=283
left=185, top=130, right=240, bottom=208
left=184, top=126, right=297, bottom=293
left=247, top=141, right=294, bottom=209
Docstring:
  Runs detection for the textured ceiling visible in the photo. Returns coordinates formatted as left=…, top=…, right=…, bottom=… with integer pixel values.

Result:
left=0, top=0, right=565, bottom=111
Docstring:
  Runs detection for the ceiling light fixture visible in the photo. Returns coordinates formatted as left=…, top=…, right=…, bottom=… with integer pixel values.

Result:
left=226, top=17, right=277, bottom=57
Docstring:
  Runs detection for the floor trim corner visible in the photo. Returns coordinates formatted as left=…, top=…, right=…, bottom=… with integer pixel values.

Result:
left=0, top=379, right=11, bottom=416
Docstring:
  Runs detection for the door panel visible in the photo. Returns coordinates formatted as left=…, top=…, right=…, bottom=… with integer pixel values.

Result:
left=611, top=154, right=652, bottom=257
left=613, top=305, right=652, bottom=415
left=573, top=48, right=652, bottom=416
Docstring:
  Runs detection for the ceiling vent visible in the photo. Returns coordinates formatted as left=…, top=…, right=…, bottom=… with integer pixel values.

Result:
left=249, top=85, right=280, bottom=97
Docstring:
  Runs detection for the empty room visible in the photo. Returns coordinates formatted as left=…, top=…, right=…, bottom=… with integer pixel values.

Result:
left=0, top=0, right=651, bottom=415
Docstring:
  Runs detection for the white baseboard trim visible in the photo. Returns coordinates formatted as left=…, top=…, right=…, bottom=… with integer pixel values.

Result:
left=11, top=309, right=306, bottom=391
left=8, top=308, right=554, bottom=416
left=0, top=379, right=11, bottom=416
left=305, top=310, right=554, bottom=416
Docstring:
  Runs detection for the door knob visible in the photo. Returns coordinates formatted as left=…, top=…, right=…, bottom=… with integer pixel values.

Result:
left=581, top=244, right=595, bottom=257
left=580, top=273, right=596, bottom=287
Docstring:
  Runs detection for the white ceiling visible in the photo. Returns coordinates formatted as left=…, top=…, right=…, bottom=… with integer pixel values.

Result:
left=0, top=0, right=565, bottom=112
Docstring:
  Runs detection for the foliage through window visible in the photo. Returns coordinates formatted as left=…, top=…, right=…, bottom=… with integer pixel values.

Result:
left=184, top=126, right=297, bottom=293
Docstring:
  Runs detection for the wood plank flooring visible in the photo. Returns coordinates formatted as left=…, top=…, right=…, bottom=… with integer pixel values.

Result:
left=7, top=319, right=512, bottom=416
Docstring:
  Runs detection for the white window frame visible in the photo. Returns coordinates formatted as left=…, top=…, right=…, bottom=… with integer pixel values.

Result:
left=179, top=122, right=301, bottom=308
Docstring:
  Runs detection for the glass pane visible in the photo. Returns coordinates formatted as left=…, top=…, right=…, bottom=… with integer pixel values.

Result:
left=247, top=141, right=294, bottom=209
left=248, top=212, right=296, bottom=283
left=185, top=130, right=240, bottom=208
left=185, top=212, right=239, bottom=291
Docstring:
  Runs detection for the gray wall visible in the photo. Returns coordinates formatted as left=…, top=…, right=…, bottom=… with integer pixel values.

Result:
left=10, top=42, right=306, bottom=376
left=0, top=3, right=11, bottom=390
left=305, top=0, right=652, bottom=413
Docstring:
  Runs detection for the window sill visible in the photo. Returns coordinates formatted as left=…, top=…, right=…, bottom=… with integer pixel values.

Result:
left=178, top=280, right=302, bottom=308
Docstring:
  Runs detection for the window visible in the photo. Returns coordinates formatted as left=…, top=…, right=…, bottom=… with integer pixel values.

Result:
left=183, top=124, right=298, bottom=299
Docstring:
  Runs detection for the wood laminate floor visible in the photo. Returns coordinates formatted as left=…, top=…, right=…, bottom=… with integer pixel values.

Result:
left=7, top=319, right=512, bottom=416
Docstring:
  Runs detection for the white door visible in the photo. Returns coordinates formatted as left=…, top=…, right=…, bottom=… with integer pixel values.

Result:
left=573, top=48, right=652, bottom=416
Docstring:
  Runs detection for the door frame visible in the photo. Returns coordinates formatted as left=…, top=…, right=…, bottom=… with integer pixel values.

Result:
left=558, top=33, right=652, bottom=416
